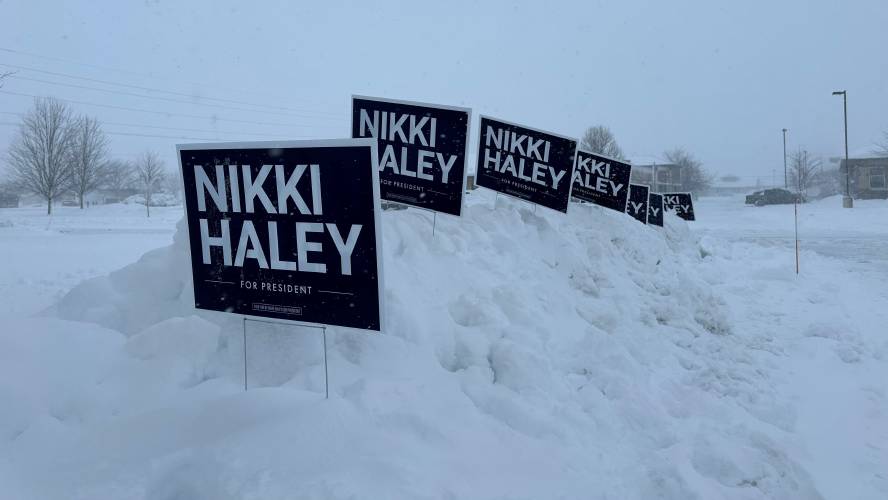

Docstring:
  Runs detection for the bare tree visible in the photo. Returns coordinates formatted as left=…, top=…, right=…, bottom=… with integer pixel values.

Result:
left=134, top=151, right=165, bottom=217
left=810, top=167, right=842, bottom=199
left=876, top=131, right=888, bottom=156
left=162, top=167, right=184, bottom=203
left=7, top=98, right=77, bottom=215
left=663, top=147, right=712, bottom=194
left=789, top=148, right=821, bottom=199
left=102, top=159, right=137, bottom=191
left=69, top=115, right=110, bottom=209
left=579, top=125, right=624, bottom=159
left=0, top=71, right=14, bottom=88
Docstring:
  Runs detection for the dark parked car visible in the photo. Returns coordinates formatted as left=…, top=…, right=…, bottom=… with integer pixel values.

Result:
left=745, top=188, right=802, bottom=206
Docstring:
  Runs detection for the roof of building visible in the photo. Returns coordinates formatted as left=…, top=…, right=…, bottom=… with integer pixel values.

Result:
left=839, top=156, right=888, bottom=171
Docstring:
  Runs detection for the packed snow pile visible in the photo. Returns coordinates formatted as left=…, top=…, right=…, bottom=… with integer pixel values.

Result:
left=4, top=192, right=885, bottom=499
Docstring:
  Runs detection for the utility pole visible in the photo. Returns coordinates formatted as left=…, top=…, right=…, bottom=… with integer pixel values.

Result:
left=832, top=90, right=852, bottom=208
left=782, top=128, right=788, bottom=189
left=652, top=162, right=658, bottom=193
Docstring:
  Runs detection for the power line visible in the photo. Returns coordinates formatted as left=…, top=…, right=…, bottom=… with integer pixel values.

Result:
left=95, top=120, right=304, bottom=139
left=5, top=74, right=340, bottom=120
left=0, top=46, right=314, bottom=107
left=0, top=47, right=161, bottom=79
left=0, top=111, right=305, bottom=139
left=0, top=62, right=340, bottom=116
left=0, top=89, right=327, bottom=129
left=0, top=121, right=288, bottom=142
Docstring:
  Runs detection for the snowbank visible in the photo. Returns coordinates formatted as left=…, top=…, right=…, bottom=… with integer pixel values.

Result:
left=3, top=192, right=840, bottom=499
left=0, top=204, right=180, bottom=317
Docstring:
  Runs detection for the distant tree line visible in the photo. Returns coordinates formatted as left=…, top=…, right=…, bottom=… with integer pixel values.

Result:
left=579, top=125, right=713, bottom=194
left=580, top=125, right=625, bottom=160
left=663, top=147, right=712, bottom=194
left=2, top=97, right=179, bottom=216
left=578, top=124, right=888, bottom=200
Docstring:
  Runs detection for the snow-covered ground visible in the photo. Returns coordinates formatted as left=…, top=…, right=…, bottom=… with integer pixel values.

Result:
left=696, top=195, right=888, bottom=271
left=0, top=193, right=886, bottom=499
left=693, top=195, right=888, bottom=499
left=0, top=204, right=180, bottom=316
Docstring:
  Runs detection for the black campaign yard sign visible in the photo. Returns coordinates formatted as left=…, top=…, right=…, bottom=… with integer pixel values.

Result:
left=648, top=192, right=664, bottom=227
left=178, top=139, right=384, bottom=331
left=663, top=192, right=696, bottom=221
left=352, top=95, right=470, bottom=216
left=476, top=115, right=577, bottom=213
left=571, top=149, right=632, bottom=212
left=626, top=184, right=649, bottom=224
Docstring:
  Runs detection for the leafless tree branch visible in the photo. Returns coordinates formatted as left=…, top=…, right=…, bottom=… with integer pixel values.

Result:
left=0, top=71, right=14, bottom=88
left=663, top=147, right=712, bottom=194
left=875, top=131, right=888, bottom=156
left=6, top=97, right=77, bottom=214
left=789, top=148, right=821, bottom=199
left=102, top=159, right=137, bottom=191
left=69, top=115, right=110, bottom=208
left=579, top=125, right=624, bottom=160
left=134, top=151, right=165, bottom=217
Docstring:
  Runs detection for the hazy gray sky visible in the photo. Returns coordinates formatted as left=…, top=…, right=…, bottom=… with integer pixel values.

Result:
left=2, top=0, right=886, bottom=186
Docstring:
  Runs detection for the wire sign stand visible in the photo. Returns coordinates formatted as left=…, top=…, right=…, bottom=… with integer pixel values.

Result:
left=242, top=317, right=329, bottom=399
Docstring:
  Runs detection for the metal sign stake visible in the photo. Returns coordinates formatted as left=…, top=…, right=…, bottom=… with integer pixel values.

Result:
left=243, top=317, right=248, bottom=392
left=242, top=317, right=329, bottom=399
left=322, top=327, right=329, bottom=399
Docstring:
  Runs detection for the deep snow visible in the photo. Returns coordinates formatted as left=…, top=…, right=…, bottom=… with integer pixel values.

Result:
left=0, top=204, right=179, bottom=316
left=0, top=193, right=886, bottom=499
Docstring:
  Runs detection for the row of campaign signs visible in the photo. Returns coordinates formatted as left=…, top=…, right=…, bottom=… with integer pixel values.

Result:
left=178, top=96, right=696, bottom=332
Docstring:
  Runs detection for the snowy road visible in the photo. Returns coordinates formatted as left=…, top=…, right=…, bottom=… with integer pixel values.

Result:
left=696, top=195, right=888, bottom=271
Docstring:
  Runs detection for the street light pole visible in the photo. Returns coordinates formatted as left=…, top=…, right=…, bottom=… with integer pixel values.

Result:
left=652, top=161, right=658, bottom=193
left=833, top=90, right=852, bottom=208
left=782, top=128, right=788, bottom=189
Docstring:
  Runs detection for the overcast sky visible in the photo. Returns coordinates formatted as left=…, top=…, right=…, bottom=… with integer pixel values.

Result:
left=2, top=0, right=886, bottom=186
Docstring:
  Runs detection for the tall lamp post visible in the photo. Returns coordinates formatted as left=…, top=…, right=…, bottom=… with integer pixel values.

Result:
left=652, top=161, right=658, bottom=193
left=832, top=90, right=852, bottom=208
left=782, top=128, right=788, bottom=188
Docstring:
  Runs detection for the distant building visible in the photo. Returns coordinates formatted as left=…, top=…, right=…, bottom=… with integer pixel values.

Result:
left=629, top=163, right=682, bottom=193
left=840, top=156, right=888, bottom=199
